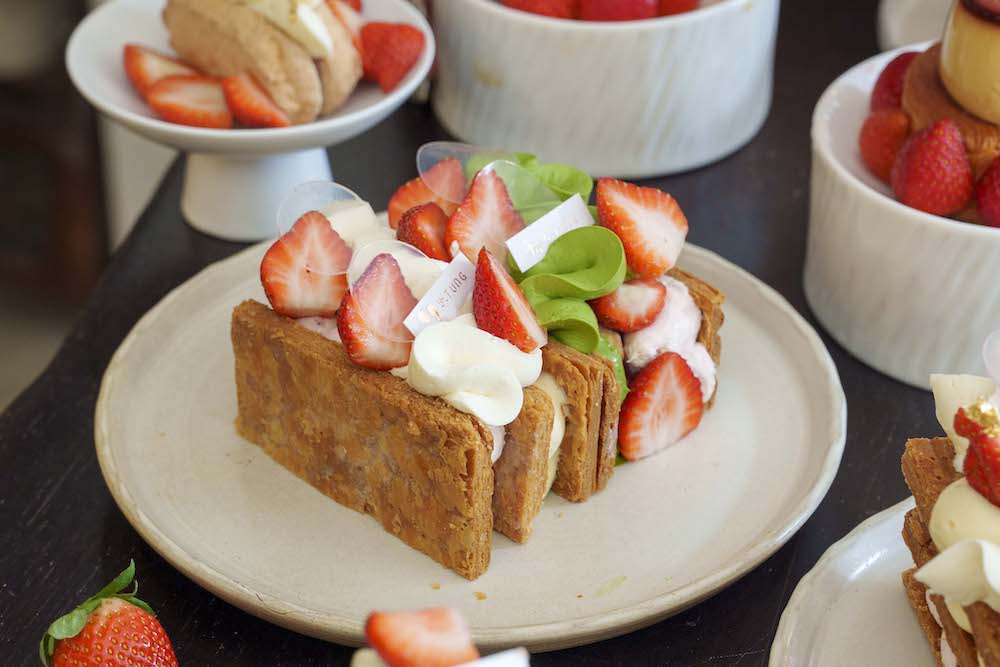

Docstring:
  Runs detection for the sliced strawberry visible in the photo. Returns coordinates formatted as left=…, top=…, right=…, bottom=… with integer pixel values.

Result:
left=337, top=253, right=418, bottom=369
left=955, top=405, right=989, bottom=441
left=222, top=73, right=291, bottom=128
left=963, top=430, right=1000, bottom=507
left=858, top=109, right=911, bottom=184
left=360, top=22, right=425, bottom=93
left=366, top=608, right=479, bottom=667
left=397, top=203, right=449, bottom=261
left=446, top=170, right=526, bottom=263
left=579, top=0, right=657, bottom=20
left=327, top=0, right=364, bottom=54
left=975, top=156, right=1000, bottom=228
left=146, top=75, right=233, bottom=129
left=618, top=352, right=704, bottom=461
left=891, top=118, right=972, bottom=216
left=589, top=279, right=667, bottom=333
left=500, top=0, right=577, bottom=18
left=871, top=51, right=919, bottom=111
left=474, top=248, right=547, bottom=353
left=658, top=0, right=699, bottom=15
left=123, top=44, right=197, bottom=98
left=388, top=158, right=466, bottom=229
left=260, top=211, right=352, bottom=318
left=597, top=177, right=688, bottom=279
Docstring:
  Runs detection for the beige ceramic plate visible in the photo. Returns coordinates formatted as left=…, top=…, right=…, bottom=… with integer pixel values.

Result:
left=95, top=228, right=846, bottom=652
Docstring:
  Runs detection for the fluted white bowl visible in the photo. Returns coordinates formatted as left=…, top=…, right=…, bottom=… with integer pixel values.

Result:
left=805, top=44, right=1000, bottom=390
left=430, top=0, right=779, bottom=178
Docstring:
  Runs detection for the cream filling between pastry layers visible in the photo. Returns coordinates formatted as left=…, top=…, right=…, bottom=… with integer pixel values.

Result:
left=241, top=0, right=335, bottom=58
left=533, top=371, right=568, bottom=495
left=623, top=276, right=716, bottom=403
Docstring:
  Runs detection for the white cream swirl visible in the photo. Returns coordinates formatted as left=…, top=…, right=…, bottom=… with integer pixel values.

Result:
left=244, top=0, right=334, bottom=58
left=394, top=314, right=542, bottom=431
left=916, top=537, right=1000, bottom=621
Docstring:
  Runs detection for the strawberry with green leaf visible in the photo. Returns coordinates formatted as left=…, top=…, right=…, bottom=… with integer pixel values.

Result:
left=40, top=560, right=177, bottom=667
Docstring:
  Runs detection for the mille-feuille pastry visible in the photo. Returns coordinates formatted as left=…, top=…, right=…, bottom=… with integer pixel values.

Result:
left=162, top=0, right=362, bottom=124
left=232, top=150, right=724, bottom=577
left=899, top=351, right=1000, bottom=667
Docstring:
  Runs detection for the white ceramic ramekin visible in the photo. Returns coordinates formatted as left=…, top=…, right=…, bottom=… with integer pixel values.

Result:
left=429, top=0, right=779, bottom=178
left=805, top=45, right=1000, bottom=390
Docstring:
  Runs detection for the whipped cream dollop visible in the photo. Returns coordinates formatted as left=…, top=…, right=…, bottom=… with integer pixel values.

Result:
left=534, top=372, right=568, bottom=493
left=393, top=314, right=542, bottom=432
left=929, top=374, right=998, bottom=471
left=244, top=0, right=334, bottom=58
left=930, top=479, right=1000, bottom=553
left=325, top=200, right=396, bottom=251
left=917, top=538, right=1000, bottom=623
left=623, top=276, right=716, bottom=402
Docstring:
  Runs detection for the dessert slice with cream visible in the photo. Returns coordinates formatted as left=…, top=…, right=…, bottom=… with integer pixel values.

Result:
left=900, top=331, right=1000, bottom=666
left=231, top=147, right=725, bottom=577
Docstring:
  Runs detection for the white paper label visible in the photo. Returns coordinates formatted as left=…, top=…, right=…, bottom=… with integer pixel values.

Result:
left=404, top=253, right=476, bottom=336
left=505, top=193, right=594, bottom=272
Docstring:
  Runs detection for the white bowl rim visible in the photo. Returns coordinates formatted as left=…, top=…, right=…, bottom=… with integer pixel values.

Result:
left=65, top=0, right=435, bottom=145
left=811, top=41, right=1000, bottom=240
left=456, top=0, right=751, bottom=30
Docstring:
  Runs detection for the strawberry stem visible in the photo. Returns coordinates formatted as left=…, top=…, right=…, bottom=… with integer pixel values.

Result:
left=38, top=560, right=154, bottom=666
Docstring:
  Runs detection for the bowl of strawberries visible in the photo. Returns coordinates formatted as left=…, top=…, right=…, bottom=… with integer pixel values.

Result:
left=429, top=0, right=779, bottom=177
left=805, top=43, right=1000, bottom=390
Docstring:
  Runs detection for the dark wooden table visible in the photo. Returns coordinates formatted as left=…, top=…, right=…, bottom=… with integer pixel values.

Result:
left=0, top=1, right=942, bottom=664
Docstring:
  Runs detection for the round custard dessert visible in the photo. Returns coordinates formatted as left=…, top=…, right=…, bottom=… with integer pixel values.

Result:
left=941, top=0, right=1000, bottom=126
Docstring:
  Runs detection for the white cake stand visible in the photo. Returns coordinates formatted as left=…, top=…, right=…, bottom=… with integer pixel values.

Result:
left=66, top=0, right=434, bottom=241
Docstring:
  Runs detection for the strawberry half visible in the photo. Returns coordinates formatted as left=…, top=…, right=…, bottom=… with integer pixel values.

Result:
left=337, top=253, right=418, bottom=369
left=41, top=561, right=177, bottom=667
left=891, top=118, right=973, bottom=216
left=871, top=51, right=919, bottom=111
left=589, top=278, right=667, bottom=333
left=597, top=177, right=688, bottom=279
left=260, top=211, right=353, bottom=318
left=446, top=170, right=526, bottom=263
left=366, top=608, right=479, bottom=667
left=858, top=109, right=911, bottom=184
left=397, top=203, right=449, bottom=261
left=474, top=248, right=547, bottom=353
left=359, top=22, right=425, bottom=93
left=658, top=0, right=699, bottom=15
left=146, top=75, right=233, bottom=129
left=123, top=44, right=197, bottom=98
left=579, top=0, right=657, bottom=19
left=500, top=0, right=577, bottom=18
left=975, top=156, right=1000, bottom=228
left=222, top=73, right=291, bottom=128
left=388, top=158, right=466, bottom=229
left=618, top=352, right=704, bottom=461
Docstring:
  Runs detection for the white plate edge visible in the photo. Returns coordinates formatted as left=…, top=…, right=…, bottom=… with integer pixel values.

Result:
left=768, top=496, right=916, bottom=666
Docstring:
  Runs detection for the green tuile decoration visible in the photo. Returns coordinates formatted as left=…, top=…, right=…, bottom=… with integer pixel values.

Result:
left=39, top=560, right=154, bottom=666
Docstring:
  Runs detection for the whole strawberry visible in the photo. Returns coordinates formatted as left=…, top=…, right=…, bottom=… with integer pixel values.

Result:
left=40, top=561, right=177, bottom=667
left=858, top=109, right=910, bottom=184
left=975, top=156, right=1000, bottom=228
left=871, top=51, right=918, bottom=111
left=890, top=118, right=972, bottom=216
